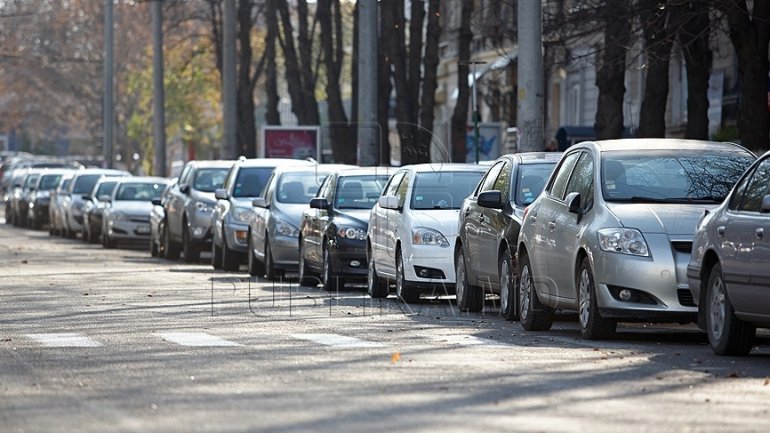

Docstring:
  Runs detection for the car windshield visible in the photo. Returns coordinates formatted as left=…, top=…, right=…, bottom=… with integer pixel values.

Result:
left=601, top=150, right=755, bottom=203
left=72, top=174, right=102, bottom=194
left=514, top=163, right=557, bottom=206
left=232, top=167, right=274, bottom=198
left=115, top=182, right=165, bottom=201
left=193, top=168, right=229, bottom=193
left=58, top=178, right=72, bottom=192
left=276, top=172, right=327, bottom=204
left=334, top=175, right=389, bottom=209
left=39, top=174, right=62, bottom=190
left=24, top=174, right=40, bottom=188
left=95, top=182, right=117, bottom=198
left=411, top=171, right=484, bottom=210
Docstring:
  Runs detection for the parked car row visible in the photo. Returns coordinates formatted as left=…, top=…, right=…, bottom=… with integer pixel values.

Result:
left=6, top=138, right=769, bottom=356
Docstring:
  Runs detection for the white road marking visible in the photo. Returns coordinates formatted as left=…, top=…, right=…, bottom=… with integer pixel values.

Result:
left=432, top=335, right=511, bottom=347
left=291, top=333, right=386, bottom=348
left=156, top=332, right=242, bottom=347
left=27, top=333, right=103, bottom=347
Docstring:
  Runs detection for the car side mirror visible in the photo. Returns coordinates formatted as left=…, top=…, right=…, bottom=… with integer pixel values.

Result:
left=477, top=190, right=505, bottom=209
left=214, top=188, right=228, bottom=200
left=252, top=197, right=268, bottom=208
left=566, top=192, right=582, bottom=214
left=378, top=195, right=400, bottom=211
left=310, top=197, right=330, bottom=210
left=179, top=184, right=190, bottom=194
left=151, top=198, right=162, bottom=206
left=762, top=194, right=770, bottom=213
left=98, top=195, right=111, bottom=203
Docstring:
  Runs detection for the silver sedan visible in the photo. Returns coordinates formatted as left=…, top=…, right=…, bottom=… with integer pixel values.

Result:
left=517, top=139, right=755, bottom=339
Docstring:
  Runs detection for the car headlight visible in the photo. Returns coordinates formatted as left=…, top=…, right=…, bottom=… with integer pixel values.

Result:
left=337, top=226, right=367, bottom=240
left=411, top=227, right=450, bottom=247
left=232, top=207, right=253, bottom=223
left=598, top=228, right=650, bottom=257
left=195, top=201, right=213, bottom=213
left=275, top=219, right=299, bottom=237
left=112, top=211, right=127, bottom=221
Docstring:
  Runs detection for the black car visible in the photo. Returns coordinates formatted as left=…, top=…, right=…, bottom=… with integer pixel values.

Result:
left=27, top=169, right=72, bottom=230
left=81, top=178, right=121, bottom=243
left=454, top=152, right=560, bottom=318
left=298, top=167, right=390, bottom=290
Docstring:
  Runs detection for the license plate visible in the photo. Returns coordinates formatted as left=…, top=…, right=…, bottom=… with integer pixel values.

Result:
left=136, top=225, right=150, bottom=235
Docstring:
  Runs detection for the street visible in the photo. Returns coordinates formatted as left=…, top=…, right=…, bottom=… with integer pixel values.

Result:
left=1, top=213, right=770, bottom=433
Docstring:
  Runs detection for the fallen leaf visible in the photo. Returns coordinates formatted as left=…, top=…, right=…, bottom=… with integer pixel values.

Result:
left=727, top=372, right=740, bottom=378
left=391, top=352, right=401, bottom=364
left=763, top=377, right=769, bottom=386
left=21, top=260, right=27, bottom=264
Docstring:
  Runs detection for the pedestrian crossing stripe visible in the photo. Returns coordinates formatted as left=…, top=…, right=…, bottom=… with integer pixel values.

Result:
left=156, top=332, right=242, bottom=347
left=291, top=333, right=386, bottom=348
left=26, top=333, right=103, bottom=347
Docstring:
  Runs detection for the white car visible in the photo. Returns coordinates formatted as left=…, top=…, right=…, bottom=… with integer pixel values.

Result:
left=366, top=163, right=487, bottom=303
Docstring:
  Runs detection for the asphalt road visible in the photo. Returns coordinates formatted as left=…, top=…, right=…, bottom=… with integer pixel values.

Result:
left=1, top=213, right=770, bottom=433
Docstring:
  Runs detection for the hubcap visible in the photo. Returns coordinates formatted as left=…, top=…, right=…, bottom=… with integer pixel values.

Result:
left=367, top=254, right=375, bottom=294
left=456, top=254, right=465, bottom=304
left=519, top=264, right=531, bottom=321
left=323, top=248, right=330, bottom=285
left=578, top=268, right=591, bottom=328
left=298, top=243, right=305, bottom=278
left=709, top=276, right=726, bottom=341
left=396, top=254, right=404, bottom=297
left=500, top=258, right=510, bottom=313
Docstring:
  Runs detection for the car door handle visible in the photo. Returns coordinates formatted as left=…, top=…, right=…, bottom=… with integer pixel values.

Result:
left=756, top=228, right=764, bottom=240
left=717, top=226, right=725, bottom=236
left=548, top=221, right=556, bottom=230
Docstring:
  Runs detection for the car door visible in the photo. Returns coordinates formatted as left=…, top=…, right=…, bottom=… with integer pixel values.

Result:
left=476, top=161, right=511, bottom=286
left=168, top=165, right=192, bottom=239
left=550, top=151, right=594, bottom=304
left=464, top=161, right=504, bottom=282
left=371, top=171, right=405, bottom=274
left=306, top=175, right=333, bottom=268
left=531, top=151, right=581, bottom=301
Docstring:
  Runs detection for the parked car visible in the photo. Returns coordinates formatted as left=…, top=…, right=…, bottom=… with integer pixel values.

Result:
left=62, top=168, right=131, bottom=239
left=455, top=152, right=561, bottom=317
left=26, top=169, right=72, bottom=230
left=211, top=158, right=313, bottom=271
left=12, top=169, right=43, bottom=227
left=366, top=163, right=487, bottom=302
left=101, top=177, right=172, bottom=248
left=49, top=173, right=75, bottom=235
left=163, top=160, right=234, bottom=262
left=81, top=177, right=121, bottom=243
left=687, top=150, right=770, bottom=355
left=248, top=164, right=356, bottom=279
left=517, top=139, right=755, bottom=339
left=150, top=179, right=177, bottom=257
left=298, top=167, right=391, bottom=290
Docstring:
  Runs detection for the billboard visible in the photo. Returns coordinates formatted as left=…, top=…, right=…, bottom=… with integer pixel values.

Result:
left=465, top=123, right=503, bottom=162
left=261, top=126, right=321, bottom=160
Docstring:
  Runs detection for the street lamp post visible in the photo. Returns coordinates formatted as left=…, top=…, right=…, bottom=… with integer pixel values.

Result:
left=459, top=60, right=486, bottom=164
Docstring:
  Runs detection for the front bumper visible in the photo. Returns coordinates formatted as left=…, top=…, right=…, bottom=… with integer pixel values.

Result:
left=329, top=241, right=368, bottom=279
left=402, top=244, right=456, bottom=291
left=188, top=210, right=214, bottom=242
left=270, top=233, right=300, bottom=269
left=107, top=218, right=151, bottom=240
left=223, top=221, right=249, bottom=253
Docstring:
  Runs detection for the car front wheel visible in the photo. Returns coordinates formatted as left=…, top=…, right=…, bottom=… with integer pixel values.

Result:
left=518, top=252, right=554, bottom=331
left=577, top=257, right=616, bottom=339
left=297, top=238, right=316, bottom=286
left=396, top=249, right=419, bottom=303
left=322, top=244, right=343, bottom=291
left=500, top=248, right=518, bottom=321
left=706, top=262, right=755, bottom=356
left=367, top=248, right=389, bottom=298
left=455, top=248, right=482, bottom=312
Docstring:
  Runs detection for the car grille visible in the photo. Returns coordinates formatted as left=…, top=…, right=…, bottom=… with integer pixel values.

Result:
left=129, top=216, right=150, bottom=223
left=678, top=289, right=696, bottom=307
left=670, top=241, right=693, bottom=254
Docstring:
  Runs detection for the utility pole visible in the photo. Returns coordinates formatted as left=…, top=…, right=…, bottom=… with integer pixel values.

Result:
left=356, top=0, right=378, bottom=166
left=222, top=0, right=238, bottom=159
left=517, top=0, right=544, bottom=152
left=151, top=0, right=166, bottom=176
left=103, top=0, right=114, bottom=168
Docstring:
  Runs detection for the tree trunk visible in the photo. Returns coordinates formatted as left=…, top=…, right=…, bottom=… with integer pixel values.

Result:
left=296, top=0, right=320, bottom=125
left=237, top=0, right=256, bottom=157
left=451, top=0, right=473, bottom=163
left=678, top=0, right=711, bottom=140
left=276, top=0, right=311, bottom=124
left=721, top=0, right=770, bottom=152
left=265, top=0, right=280, bottom=125
left=418, top=0, right=441, bottom=161
left=637, top=0, right=673, bottom=138
left=594, top=1, right=630, bottom=140
left=377, top=15, right=392, bottom=166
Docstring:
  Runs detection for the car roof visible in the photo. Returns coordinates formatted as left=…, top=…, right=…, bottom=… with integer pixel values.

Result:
left=402, top=162, right=490, bottom=173
left=36, top=168, right=77, bottom=176
left=185, top=160, right=235, bottom=169
left=115, top=176, right=171, bottom=184
left=237, top=158, right=316, bottom=168
left=502, top=152, right=563, bottom=164
left=71, top=168, right=131, bottom=178
left=578, top=138, right=753, bottom=155
left=272, top=163, right=357, bottom=175
left=337, top=166, right=394, bottom=177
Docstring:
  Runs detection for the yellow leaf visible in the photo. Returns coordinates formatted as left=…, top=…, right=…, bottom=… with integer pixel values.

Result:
left=391, top=352, right=401, bottom=364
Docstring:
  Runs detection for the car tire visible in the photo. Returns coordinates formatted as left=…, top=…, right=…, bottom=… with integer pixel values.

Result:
left=518, top=252, right=554, bottom=331
left=103, top=232, right=116, bottom=249
left=182, top=223, right=200, bottom=263
left=706, top=263, right=755, bottom=356
left=455, top=248, right=483, bottom=312
left=500, top=248, right=518, bottom=321
left=222, top=238, right=241, bottom=272
left=396, top=249, right=419, bottom=303
left=247, top=237, right=265, bottom=277
left=264, top=239, right=283, bottom=280
left=150, top=234, right=159, bottom=257
left=211, top=237, right=223, bottom=269
left=164, top=223, right=181, bottom=260
left=577, top=257, right=617, bottom=339
left=322, top=244, right=343, bottom=291
left=367, top=248, right=389, bottom=298
left=297, top=238, right=316, bottom=286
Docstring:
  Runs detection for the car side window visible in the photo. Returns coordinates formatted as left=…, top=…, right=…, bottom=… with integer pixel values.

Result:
left=738, top=159, right=770, bottom=212
left=396, top=172, right=411, bottom=208
left=222, top=166, right=236, bottom=192
left=564, top=152, right=594, bottom=205
left=476, top=161, right=504, bottom=196
left=383, top=171, right=406, bottom=197
left=492, top=162, right=511, bottom=196
left=728, top=164, right=758, bottom=210
left=548, top=152, right=581, bottom=199
left=178, top=166, right=192, bottom=186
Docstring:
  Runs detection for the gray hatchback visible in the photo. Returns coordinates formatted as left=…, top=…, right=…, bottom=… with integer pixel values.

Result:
left=687, top=150, right=770, bottom=355
left=517, top=139, right=754, bottom=339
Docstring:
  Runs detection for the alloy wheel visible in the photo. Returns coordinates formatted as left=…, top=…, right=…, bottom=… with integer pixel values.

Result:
left=578, top=268, right=591, bottom=329
left=708, top=275, right=726, bottom=342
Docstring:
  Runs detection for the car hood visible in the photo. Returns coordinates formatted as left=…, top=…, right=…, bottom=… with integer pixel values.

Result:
left=335, top=209, right=371, bottom=226
left=191, top=190, right=216, bottom=205
left=110, top=201, right=153, bottom=215
left=606, top=203, right=714, bottom=236
left=410, top=209, right=461, bottom=237
left=273, top=203, right=309, bottom=228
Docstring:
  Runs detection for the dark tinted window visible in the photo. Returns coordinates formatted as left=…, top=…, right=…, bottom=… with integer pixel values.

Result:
left=601, top=150, right=755, bottom=203
left=39, top=174, right=62, bottom=190
left=335, top=175, right=389, bottom=209
left=95, top=182, right=117, bottom=198
left=477, top=162, right=504, bottom=195
left=728, top=164, right=756, bottom=210
left=515, top=163, right=558, bottom=205
left=24, top=174, right=40, bottom=189
left=115, top=182, right=166, bottom=201
left=549, top=152, right=580, bottom=199
left=232, top=167, right=274, bottom=198
left=565, top=153, right=594, bottom=206
left=738, top=159, right=770, bottom=212
left=193, top=168, right=229, bottom=193
left=411, top=171, right=484, bottom=210
left=72, top=174, right=103, bottom=194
